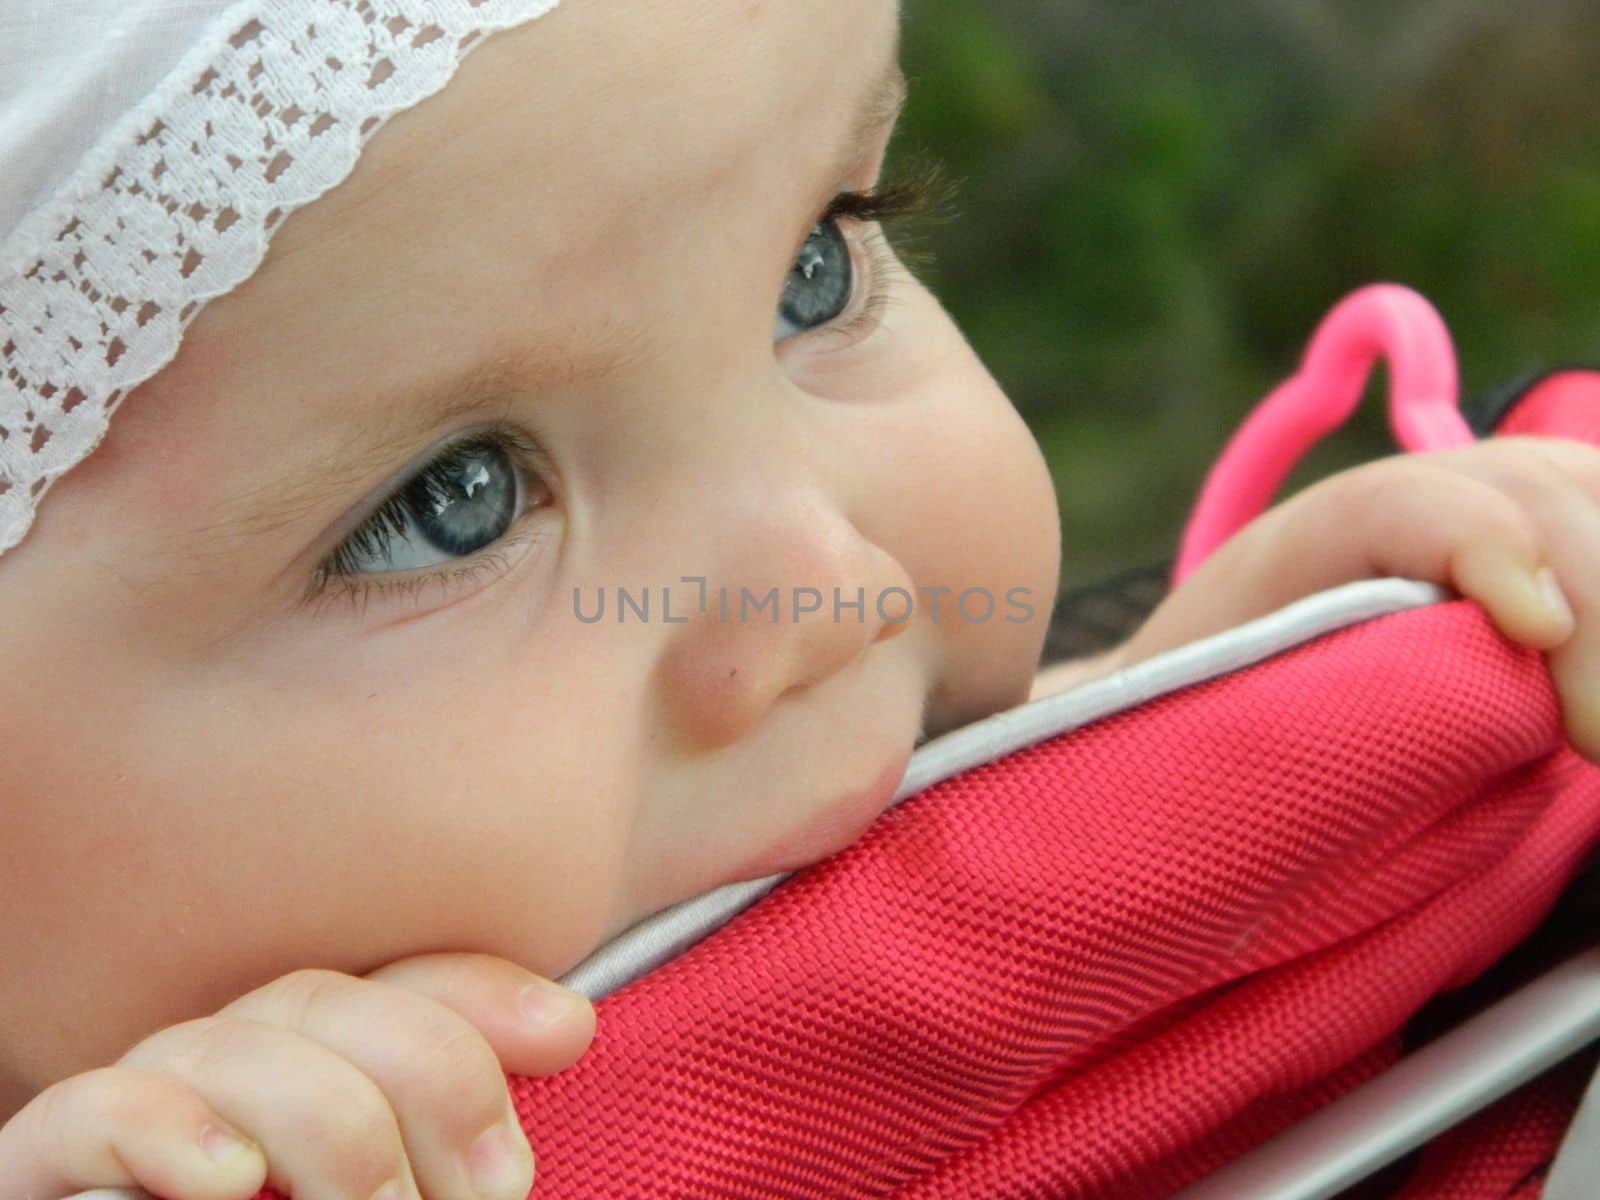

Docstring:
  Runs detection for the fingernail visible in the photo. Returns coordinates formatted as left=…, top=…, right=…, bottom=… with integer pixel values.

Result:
left=518, top=979, right=584, bottom=1030
left=469, top=1118, right=531, bottom=1200
left=370, top=1182, right=404, bottom=1200
left=1536, top=568, right=1576, bottom=630
left=199, top=1120, right=257, bottom=1165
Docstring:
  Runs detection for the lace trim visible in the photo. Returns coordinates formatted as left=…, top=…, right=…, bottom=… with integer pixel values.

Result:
left=0, top=0, right=563, bottom=556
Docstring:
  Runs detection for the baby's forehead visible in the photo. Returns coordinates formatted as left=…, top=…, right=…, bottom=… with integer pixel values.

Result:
left=307, top=0, right=896, bottom=240
left=104, top=0, right=902, bottom=555
left=0, top=0, right=898, bottom=568
left=227, top=0, right=902, bottom=401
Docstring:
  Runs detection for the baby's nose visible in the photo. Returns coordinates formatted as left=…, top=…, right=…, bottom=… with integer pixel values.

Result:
left=653, top=493, right=916, bottom=753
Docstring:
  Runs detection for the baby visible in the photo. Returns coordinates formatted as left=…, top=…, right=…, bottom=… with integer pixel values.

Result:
left=2, top=2, right=1598, bottom=1199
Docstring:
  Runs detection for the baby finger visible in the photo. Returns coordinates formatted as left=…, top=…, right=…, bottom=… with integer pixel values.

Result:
left=0, top=1066, right=265, bottom=1200
left=117, top=1015, right=422, bottom=1200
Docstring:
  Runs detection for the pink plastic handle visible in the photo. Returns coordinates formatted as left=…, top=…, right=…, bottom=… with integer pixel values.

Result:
left=1173, top=284, right=1478, bottom=584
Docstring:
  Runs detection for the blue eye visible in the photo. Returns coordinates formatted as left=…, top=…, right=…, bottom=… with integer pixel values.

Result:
left=329, top=436, right=531, bottom=575
left=774, top=218, right=854, bottom=342
left=770, top=167, right=948, bottom=346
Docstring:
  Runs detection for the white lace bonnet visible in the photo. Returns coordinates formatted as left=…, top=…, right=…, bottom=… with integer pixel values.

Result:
left=0, top=0, right=565, bottom=560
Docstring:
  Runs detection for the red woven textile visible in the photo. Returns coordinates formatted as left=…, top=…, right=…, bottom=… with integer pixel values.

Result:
left=1389, top=1052, right=1598, bottom=1200
left=247, top=601, right=1600, bottom=1199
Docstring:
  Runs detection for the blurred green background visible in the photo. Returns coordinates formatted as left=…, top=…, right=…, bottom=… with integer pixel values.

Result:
left=890, top=0, right=1600, bottom=590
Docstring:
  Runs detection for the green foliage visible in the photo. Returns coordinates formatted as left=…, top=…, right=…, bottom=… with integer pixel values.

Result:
left=893, top=0, right=1600, bottom=587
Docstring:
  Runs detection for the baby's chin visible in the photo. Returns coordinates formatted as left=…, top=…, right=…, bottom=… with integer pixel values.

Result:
left=713, top=662, right=1041, bottom=887
left=922, top=656, right=1043, bottom=745
left=605, top=634, right=1043, bottom=933
left=720, top=748, right=914, bottom=884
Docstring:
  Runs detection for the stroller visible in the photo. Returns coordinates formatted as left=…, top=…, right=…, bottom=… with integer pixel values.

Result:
left=77, top=287, right=1600, bottom=1200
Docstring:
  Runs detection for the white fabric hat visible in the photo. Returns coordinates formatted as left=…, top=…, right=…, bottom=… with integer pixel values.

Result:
left=0, top=0, right=564, bottom=558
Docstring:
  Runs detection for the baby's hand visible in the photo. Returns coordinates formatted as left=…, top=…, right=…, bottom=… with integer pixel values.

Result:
left=0, top=952, right=594, bottom=1200
left=1116, top=436, right=1600, bottom=757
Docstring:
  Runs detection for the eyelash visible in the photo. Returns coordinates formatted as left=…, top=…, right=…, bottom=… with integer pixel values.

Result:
left=304, top=425, right=549, bottom=616
left=306, top=156, right=955, bottom=615
left=810, top=155, right=951, bottom=347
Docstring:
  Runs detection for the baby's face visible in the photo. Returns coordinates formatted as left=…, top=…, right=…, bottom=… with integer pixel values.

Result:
left=0, top=0, right=1058, bottom=1100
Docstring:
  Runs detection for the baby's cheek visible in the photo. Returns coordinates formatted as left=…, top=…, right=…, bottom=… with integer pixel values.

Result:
left=934, top=397, right=1061, bottom=723
left=870, top=288, right=1062, bottom=726
left=218, top=646, right=639, bottom=978
left=0, top=622, right=637, bottom=1095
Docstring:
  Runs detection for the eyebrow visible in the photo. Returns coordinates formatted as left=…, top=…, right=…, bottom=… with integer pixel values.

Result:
left=844, top=50, right=909, bottom=186
left=197, top=353, right=553, bottom=552
left=209, top=30, right=911, bottom=557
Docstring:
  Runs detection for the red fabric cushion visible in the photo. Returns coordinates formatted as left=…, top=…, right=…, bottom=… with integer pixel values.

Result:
left=243, top=601, right=1600, bottom=1199
left=1497, top=370, right=1600, bottom=445
left=1391, top=1052, right=1597, bottom=1200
